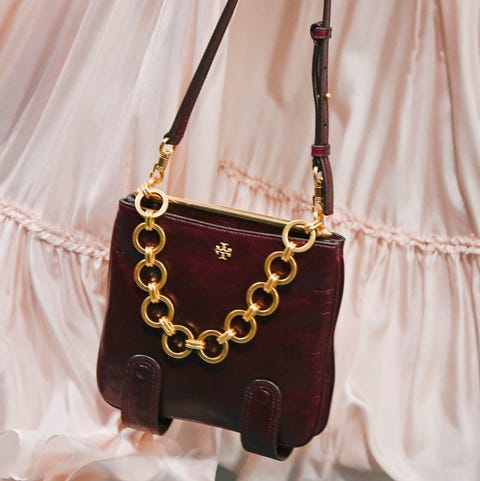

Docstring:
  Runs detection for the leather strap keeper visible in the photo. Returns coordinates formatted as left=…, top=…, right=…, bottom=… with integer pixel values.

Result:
left=311, top=144, right=331, bottom=157
left=121, top=355, right=171, bottom=434
left=310, top=25, right=332, bottom=39
left=240, top=379, right=293, bottom=460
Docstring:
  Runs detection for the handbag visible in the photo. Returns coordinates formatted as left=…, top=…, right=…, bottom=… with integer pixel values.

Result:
left=97, top=0, right=344, bottom=461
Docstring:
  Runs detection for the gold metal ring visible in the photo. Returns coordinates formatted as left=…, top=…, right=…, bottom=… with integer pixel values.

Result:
left=134, top=188, right=169, bottom=218
left=264, top=251, right=298, bottom=285
left=141, top=295, right=175, bottom=327
left=282, top=220, right=316, bottom=253
left=134, top=259, right=167, bottom=292
left=162, top=325, right=194, bottom=359
left=132, top=223, right=166, bottom=254
left=246, top=282, right=279, bottom=316
left=197, top=330, right=229, bottom=364
left=224, top=309, right=258, bottom=344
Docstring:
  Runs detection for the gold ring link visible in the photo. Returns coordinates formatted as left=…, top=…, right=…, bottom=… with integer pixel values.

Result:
left=246, top=283, right=279, bottom=316
left=141, top=295, right=175, bottom=328
left=134, top=259, right=167, bottom=292
left=197, top=330, right=229, bottom=364
left=264, top=252, right=298, bottom=285
left=282, top=220, right=316, bottom=253
left=132, top=223, right=166, bottom=255
left=162, top=325, right=194, bottom=359
left=135, top=188, right=169, bottom=218
left=224, top=310, right=258, bottom=344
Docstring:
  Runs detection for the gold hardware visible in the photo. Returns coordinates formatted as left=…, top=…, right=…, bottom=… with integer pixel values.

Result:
left=148, top=282, right=161, bottom=303
left=134, top=259, right=167, bottom=292
left=324, top=92, right=331, bottom=99
left=168, top=195, right=289, bottom=228
left=224, top=310, right=257, bottom=344
left=265, top=251, right=297, bottom=284
left=132, top=185, right=319, bottom=364
left=215, top=242, right=232, bottom=260
left=147, top=138, right=175, bottom=187
left=217, top=328, right=236, bottom=344
left=311, top=167, right=332, bottom=238
left=141, top=295, right=175, bottom=328
left=133, top=223, right=166, bottom=254
left=144, top=246, right=155, bottom=266
left=243, top=303, right=260, bottom=320
left=158, top=317, right=176, bottom=336
left=246, top=282, right=280, bottom=316
left=185, top=339, right=206, bottom=350
left=263, top=273, right=280, bottom=293
left=135, top=188, right=169, bottom=218
left=162, top=325, right=194, bottom=359
left=282, top=220, right=316, bottom=253
left=197, top=330, right=229, bottom=364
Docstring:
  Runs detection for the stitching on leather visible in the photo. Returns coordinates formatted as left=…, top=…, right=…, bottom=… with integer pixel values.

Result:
left=139, top=357, right=160, bottom=431
left=219, top=160, right=480, bottom=255
left=123, top=356, right=160, bottom=431
left=242, top=380, right=280, bottom=455
left=241, top=388, right=254, bottom=442
left=265, top=383, right=277, bottom=436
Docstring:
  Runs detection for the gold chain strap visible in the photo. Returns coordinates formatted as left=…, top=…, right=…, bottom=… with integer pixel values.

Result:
left=132, top=137, right=330, bottom=364
left=132, top=186, right=319, bottom=364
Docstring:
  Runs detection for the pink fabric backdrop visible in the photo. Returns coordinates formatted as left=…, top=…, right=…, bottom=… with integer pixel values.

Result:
left=0, top=1, right=479, bottom=480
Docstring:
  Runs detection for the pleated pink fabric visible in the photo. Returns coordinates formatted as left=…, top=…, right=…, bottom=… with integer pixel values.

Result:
left=0, top=1, right=479, bottom=480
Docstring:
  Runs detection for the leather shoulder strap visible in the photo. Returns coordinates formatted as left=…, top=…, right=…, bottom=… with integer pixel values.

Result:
left=311, top=0, right=334, bottom=214
left=164, top=0, right=239, bottom=146
left=163, top=0, right=334, bottom=213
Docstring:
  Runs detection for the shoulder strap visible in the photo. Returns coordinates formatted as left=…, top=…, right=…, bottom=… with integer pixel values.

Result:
left=311, top=1, right=333, bottom=214
left=164, top=0, right=239, bottom=146
left=162, top=0, right=334, bottom=214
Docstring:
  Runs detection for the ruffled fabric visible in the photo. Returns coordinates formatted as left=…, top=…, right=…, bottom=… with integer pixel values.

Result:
left=1, top=0, right=479, bottom=480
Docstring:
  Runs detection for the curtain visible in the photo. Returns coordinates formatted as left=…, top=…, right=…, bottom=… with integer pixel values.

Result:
left=1, top=1, right=479, bottom=480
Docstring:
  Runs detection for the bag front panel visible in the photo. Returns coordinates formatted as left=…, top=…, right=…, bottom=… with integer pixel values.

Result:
left=97, top=197, right=344, bottom=447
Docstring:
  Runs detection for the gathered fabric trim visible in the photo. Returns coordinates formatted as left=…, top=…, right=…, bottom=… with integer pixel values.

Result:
left=0, top=199, right=109, bottom=260
left=219, top=160, right=480, bottom=256
left=219, top=160, right=308, bottom=208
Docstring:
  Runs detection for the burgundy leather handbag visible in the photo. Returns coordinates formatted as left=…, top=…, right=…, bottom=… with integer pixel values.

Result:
left=97, top=0, right=344, bottom=460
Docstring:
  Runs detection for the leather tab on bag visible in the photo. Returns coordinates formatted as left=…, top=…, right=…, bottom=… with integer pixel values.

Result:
left=240, top=379, right=292, bottom=461
left=121, top=355, right=172, bottom=435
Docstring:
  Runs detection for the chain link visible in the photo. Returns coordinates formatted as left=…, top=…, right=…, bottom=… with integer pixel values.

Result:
left=132, top=187, right=318, bottom=364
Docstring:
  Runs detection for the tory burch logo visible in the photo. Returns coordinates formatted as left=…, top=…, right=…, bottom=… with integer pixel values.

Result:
left=215, top=242, right=233, bottom=261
